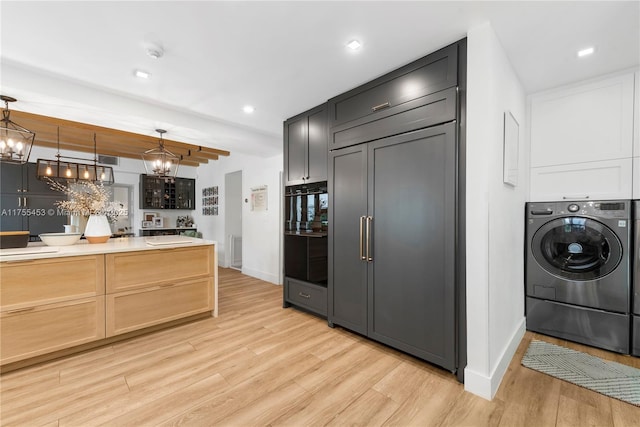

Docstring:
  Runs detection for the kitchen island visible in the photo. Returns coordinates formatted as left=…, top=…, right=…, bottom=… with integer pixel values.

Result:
left=0, top=236, right=217, bottom=370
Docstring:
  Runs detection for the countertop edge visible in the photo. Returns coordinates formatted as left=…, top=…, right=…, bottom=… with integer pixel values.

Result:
left=0, top=237, right=217, bottom=262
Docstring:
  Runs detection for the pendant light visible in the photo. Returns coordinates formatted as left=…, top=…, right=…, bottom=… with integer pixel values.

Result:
left=142, top=129, right=180, bottom=178
left=0, top=95, right=35, bottom=164
left=36, top=129, right=114, bottom=184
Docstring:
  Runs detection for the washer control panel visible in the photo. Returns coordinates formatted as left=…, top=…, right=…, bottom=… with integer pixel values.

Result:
left=528, top=200, right=630, bottom=219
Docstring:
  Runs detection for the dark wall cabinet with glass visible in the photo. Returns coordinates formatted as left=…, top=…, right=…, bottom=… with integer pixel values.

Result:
left=283, top=182, right=329, bottom=317
left=284, top=103, right=328, bottom=186
left=0, top=162, right=66, bottom=239
left=139, top=175, right=195, bottom=210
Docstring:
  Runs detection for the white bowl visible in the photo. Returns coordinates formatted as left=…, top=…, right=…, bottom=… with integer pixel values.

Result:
left=39, top=233, right=82, bottom=246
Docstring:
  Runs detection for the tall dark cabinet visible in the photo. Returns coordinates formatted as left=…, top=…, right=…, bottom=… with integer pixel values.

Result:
left=0, top=162, right=66, bottom=239
left=329, top=123, right=457, bottom=370
left=328, top=40, right=466, bottom=378
left=283, top=103, right=329, bottom=317
left=281, top=39, right=466, bottom=381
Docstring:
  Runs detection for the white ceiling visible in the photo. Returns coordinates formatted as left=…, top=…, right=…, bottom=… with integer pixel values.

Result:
left=1, top=1, right=638, bottom=157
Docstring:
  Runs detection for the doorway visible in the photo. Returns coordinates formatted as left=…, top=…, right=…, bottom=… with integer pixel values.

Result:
left=225, top=170, right=242, bottom=270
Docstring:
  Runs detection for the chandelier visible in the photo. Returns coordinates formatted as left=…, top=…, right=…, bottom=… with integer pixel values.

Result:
left=0, top=95, right=35, bottom=164
left=36, top=129, right=114, bottom=185
left=142, top=129, right=180, bottom=178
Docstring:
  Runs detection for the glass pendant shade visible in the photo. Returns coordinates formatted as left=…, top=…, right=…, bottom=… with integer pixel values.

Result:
left=142, top=129, right=180, bottom=178
left=0, top=95, right=35, bottom=164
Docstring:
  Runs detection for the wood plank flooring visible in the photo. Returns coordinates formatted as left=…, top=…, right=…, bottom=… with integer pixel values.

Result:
left=1, top=268, right=639, bottom=426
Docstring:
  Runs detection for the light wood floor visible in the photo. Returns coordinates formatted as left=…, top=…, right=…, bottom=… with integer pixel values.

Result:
left=1, top=268, right=639, bottom=426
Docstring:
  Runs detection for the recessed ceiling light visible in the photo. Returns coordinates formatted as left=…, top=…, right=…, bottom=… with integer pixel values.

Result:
left=135, top=69, right=151, bottom=79
left=346, top=40, right=361, bottom=50
left=577, top=47, right=595, bottom=57
left=243, top=105, right=255, bottom=114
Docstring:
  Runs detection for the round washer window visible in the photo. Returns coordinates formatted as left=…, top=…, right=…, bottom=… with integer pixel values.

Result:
left=531, top=217, right=622, bottom=281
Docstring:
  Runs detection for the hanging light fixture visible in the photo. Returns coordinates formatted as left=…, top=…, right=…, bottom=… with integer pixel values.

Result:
left=0, top=95, right=35, bottom=164
left=142, top=129, right=180, bottom=178
left=36, top=129, right=114, bottom=185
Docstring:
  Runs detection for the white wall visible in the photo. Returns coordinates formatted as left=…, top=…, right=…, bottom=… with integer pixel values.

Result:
left=28, top=145, right=197, bottom=233
left=196, top=152, right=283, bottom=284
left=465, top=22, right=528, bottom=400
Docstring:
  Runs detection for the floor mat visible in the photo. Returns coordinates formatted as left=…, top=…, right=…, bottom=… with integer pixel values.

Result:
left=521, top=339, right=640, bottom=407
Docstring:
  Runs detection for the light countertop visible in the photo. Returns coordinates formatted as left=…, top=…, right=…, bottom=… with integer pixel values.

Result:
left=0, top=236, right=217, bottom=262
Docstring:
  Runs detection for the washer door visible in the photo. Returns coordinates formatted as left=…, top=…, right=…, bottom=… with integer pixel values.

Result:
left=532, top=217, right=622, bottom=281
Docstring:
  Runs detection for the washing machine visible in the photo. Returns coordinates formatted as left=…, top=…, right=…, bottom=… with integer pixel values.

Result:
left=525, top=200, right=631, bottom=354
left=632, top=200, right=639, bottom=357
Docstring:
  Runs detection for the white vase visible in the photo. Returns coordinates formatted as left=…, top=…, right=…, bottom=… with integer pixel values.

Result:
left=84, top=214, right=111, bottom=244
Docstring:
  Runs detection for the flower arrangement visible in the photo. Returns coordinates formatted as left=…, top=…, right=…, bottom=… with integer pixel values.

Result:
left=47, top=179, right=126, bottom=223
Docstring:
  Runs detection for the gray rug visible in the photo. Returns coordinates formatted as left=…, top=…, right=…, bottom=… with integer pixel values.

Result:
left=521, top=340, right=640, bottom=407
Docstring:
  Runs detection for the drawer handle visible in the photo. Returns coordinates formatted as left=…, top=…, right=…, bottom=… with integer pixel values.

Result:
left=6, top=306, right=36, bottom=314
left=371, top=102, right=390, bottom=112
left=562, top=196, right=590, bottom=200
left=298, top=292, right=311, bottom=299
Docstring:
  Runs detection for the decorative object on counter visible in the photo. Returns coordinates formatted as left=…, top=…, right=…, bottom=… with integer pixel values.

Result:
left=35, top=130, right=114, bottom=184
left=39, top=232, right=82, bottom=246
left=83, top=215, right=111, bottom=243
left=70, top=214, right=88, bottom=235
left=0, top=231, right=29, bottom=249
left=48, top=180, right=126, bottom=243
left=63, top=224, right=78, bottom=233
left=153, top=216, right=164, bottom=227
left=142, top=129, right=179, bottom=178
left=176, top=215, right=194, bottom=227
left=0, top=95, right=35, bottom=164
left=202, top=186, right=219, bottom=215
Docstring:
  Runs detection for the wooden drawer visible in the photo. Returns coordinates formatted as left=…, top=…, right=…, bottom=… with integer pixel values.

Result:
left=0, top=296, right=105, bottom=365
left=285, top=277, right=327, bottom=316
left=106, top=245, right=213, bottom=293
left=0, top=255, right=105, bottom=311
left=106, top=277, right=213, bottom=337
left=328, top=43, right=457, bottom=147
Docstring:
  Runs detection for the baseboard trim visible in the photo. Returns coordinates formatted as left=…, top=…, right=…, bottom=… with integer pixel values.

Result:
left=241, top=267, right=279, bottom=285
left=464, top=317, right=526, bottom=400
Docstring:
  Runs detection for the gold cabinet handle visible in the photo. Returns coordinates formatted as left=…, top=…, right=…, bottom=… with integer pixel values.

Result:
left=366, top=216, right=373, bottom=262
left=359, top=216, right=366, bottom=260
left=372, top=102, right=390, bottom=112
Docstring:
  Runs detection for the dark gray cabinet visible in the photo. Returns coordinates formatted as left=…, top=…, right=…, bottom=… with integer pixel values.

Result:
left=140, top=175, right=195, bottom=209
left=0, top=162, right=66, bottom=238
left=328, top=43, right=458, bottom=151
left=284, top=104, right=328, bottom=186
left=329, top=123, right=457, bottom=371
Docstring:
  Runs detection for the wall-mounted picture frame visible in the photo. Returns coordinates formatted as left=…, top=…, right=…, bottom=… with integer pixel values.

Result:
left=153, top=217, right=164, bottom=227
left=503, top=111, right=519, bottom=187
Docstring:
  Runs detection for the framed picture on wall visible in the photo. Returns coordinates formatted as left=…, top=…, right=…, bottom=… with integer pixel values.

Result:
left=503, top=111, right=519, bottom=187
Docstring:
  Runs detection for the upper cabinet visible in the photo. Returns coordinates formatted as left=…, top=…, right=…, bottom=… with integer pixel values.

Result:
left=327, top=44, right=458, bottom=150
left=283, top=103, right=328, bottom=186
left=529, top=71, right=636, bottom=202
left=140, top=175, right=195, bottom=210
left=530, top=72, right=634, bottom=168
left=0, top=162, right=65, bottom=237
